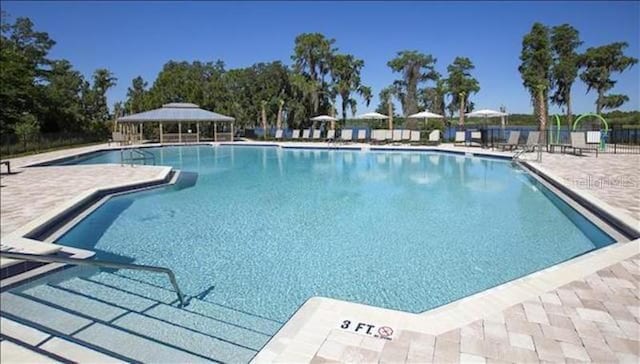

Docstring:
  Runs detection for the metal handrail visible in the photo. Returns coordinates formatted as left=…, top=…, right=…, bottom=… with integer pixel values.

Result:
left=0, top=252, right=186, bottom=307
left=120, top=148, right=156, bottom=166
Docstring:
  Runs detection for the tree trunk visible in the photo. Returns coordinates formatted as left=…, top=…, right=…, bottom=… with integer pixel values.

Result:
left=536, top=87, right=547, bottom=133
left=566, top=92, right=573, bottom=129
left=388, top=101, right=393, bottom=130
left=458, top=94, right=465, bottom=128
left=596, top=89, right=603, bottom=115
left=276, top=101, right=284, bottom=129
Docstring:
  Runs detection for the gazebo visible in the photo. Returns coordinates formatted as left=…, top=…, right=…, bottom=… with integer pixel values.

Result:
left=117, top=103, right=235, bottom=143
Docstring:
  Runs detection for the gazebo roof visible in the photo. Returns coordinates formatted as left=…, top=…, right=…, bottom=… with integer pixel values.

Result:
left=118, top=103, right=234, bottom=123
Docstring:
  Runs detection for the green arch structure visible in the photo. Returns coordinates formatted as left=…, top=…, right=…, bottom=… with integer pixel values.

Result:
left=572, top=113, right=609, bottom=150
left=550, top=114, right=561, bottom=144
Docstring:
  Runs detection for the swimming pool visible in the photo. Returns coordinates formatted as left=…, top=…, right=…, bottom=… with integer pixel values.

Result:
left=52, top=146, right=612, bottom=321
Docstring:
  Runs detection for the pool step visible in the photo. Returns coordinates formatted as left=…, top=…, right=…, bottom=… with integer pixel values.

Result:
left=1, top=269, right=283, bottom=363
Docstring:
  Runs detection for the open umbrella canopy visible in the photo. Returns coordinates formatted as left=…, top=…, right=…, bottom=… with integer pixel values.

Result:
left=408, top=110, right=444, bottom=119
left=310, top=115, right=338, bottom=121
left=465, top=109, right=508, bottom=118
left=354, top=112, right=388, bottom=120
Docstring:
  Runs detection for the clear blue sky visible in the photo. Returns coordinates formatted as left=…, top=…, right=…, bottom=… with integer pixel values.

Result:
left=3, top=1, right=639, bottom=115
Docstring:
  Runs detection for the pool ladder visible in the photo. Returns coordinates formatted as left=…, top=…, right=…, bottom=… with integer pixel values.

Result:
left=121, top=148, right=156, bottom=166
left=0, top=251, right=187, bottom=307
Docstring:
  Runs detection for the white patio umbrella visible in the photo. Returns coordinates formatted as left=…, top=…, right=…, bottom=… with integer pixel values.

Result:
left=408, top=110, right=444, bottom=129
left=465, top=109, right=508, bottom=127
left=354, top=112, right=390, bottom=129
left=310, top=114, right=338, bottom=130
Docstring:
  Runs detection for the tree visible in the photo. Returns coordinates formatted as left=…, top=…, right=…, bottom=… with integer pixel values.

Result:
left=387, top=51, right=438, bottom=116
left=519, top=23, right=552, bottom=132
left=550, top=24, right=582, bottom=126
left=330, top=54, right=372, bottom=123
left=14, top=113, right=40, bottom=148
left=446, top=57, right=479, bottom=126
left=291, top=33, right=336, bottom=115
left=126, top=76, right=148, bottom=114
left=419, top=77, right=448, bottom=120
left=89, top=69, right=117, bottom=123
left=579, top=42, right=638, bottom=114
left=40, top=60, right=85, bottom=132
left=0, top=13, right=54, bottom=134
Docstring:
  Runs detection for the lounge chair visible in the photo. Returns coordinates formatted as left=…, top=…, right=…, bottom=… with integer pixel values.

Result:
left=326, top=130, right=336, bottom=141
left=275, top=129, right=284, bottom=140
left=520, top=131, right=540, bottom=152
left=427, top=130, right=441, bottom=145
left=402, top=130, right=411, bottom=143
left=340, top=129, right=353, bottom=143
left=392, top=130, right=402, bottom=144
left=468, top=131, right=482, bottom=147
left=410, top=131, right=421, bottom=145
left=372, top=129, right=386, bottom=144
left=567, top=132, right=598, bottom=157
left=291, top=129, right=301, bottom=139
left=357, top=129, right=367, bottom=142
left=454, top=131, right=466, bottom=146
left=496, top=131, right=520, bottom=151
left=302, top=129, right=311, bottom=140
left=312, top=129, right=321, bottom=141
left=385, top=130, right=393, bottom=143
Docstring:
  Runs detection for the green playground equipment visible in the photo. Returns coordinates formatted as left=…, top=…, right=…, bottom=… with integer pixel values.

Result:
left=549, top=115, right=562, bottom=144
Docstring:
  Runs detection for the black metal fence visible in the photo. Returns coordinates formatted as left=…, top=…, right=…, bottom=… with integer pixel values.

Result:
left=0, top=132, right=108, bottom=158
left=473, top=127, right=640, bottom=154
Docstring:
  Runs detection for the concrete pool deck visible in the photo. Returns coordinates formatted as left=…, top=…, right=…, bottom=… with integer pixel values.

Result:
left=1, top=141, right=639, bottom=363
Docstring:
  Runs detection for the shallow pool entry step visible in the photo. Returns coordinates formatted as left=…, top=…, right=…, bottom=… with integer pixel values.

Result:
left=0, top=268, right=283, bottom=363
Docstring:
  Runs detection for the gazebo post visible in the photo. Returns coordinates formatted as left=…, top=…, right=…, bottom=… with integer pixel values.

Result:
left=139, top=123, right=143, bottom=143
left=214, top=122, right=218, bottom=142
left=179, top=122, right=182, bottom=143
left=159, top=122, right=163, bottom=144
left=196, top=122, right=200, bottom=143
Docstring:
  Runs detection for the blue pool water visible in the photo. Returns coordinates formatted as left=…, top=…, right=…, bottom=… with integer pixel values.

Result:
left=55, top=146, right=613, bottom=321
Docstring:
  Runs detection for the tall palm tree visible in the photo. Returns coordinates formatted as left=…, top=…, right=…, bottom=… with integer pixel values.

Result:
left=330, top=54, right=372, bottom=123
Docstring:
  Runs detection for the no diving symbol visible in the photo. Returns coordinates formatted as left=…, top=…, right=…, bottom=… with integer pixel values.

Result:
left=378, top=326, right=393, bottom=338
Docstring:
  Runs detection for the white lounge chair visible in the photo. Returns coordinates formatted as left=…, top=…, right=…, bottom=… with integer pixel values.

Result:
left=392, top=130, right=402, bottom=144
left=357, top=129, right=367, bottom=142
left=291, top=129, right=301, bottom=139
left=302, top=129, right=311, bottom=139
left=410, top=131, right=421, bottom=145
left=567, top=132, right=598, bottom=157
left=402, top=130, right=411, bottom=142
left=372, top=129, right=386, bottom=144
left=469, top=131, right=482, bottom=147
left=340, top=129, right=353, bottom=142
left=454, top=131, right=466, bottom=146
left=385, top=130, right=393, bottom=143
left=428, top=130, right=441, bottom=145
left=275, top=129, right=284, bottom=140
left=326, top=130, right=335, bottom=141
left=312, top=129, right=321, bottom=140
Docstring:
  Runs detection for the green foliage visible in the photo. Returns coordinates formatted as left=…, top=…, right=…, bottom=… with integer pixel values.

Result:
left=519, top=23, right=553, bottom=129
left=387, top=50, right=438, bottom=116
left=579, top=42, right=638, bottom=113
left=550, top=24, right=582, bottom=123
left=0, top=13, right=115, bottom=138
left=14, top=113, right=40, bottom=145
left=330, top=54, right=371, bottom=121
left=446, top=57, right=480, bottom=123
left=0, top=12, right=54, bottom=134
left=291, top=33, right=336, bottom=115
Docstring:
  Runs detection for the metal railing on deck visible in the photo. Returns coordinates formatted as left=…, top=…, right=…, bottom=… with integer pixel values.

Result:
left=0, top=251, right=186, bottom=307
